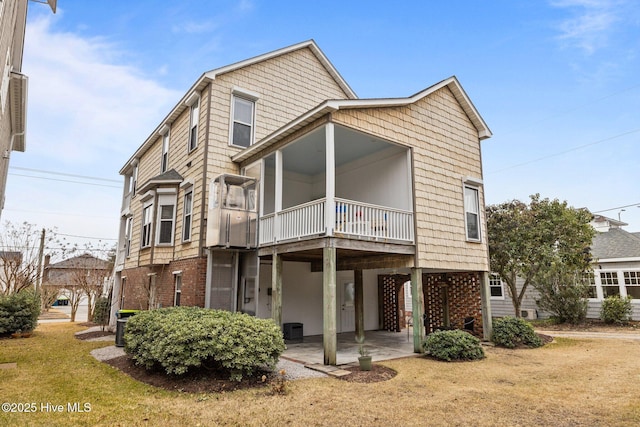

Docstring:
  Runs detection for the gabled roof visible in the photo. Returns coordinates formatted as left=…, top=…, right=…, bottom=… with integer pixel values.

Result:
left=137, top=169, right=183, bottom=194
left=232, top=76, right=492, bottom=163
left=592, top=228, right=640, bottom=261
left=120, top=40, right=355, bottom=174
left=46, top=254, right=111, bottom=270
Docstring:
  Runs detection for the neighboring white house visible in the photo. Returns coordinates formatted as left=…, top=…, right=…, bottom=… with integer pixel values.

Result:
left=491, top=215, right=640, bottom=321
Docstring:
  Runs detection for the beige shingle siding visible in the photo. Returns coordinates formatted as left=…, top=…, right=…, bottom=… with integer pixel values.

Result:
left=333, top=86, right=489, bottom=271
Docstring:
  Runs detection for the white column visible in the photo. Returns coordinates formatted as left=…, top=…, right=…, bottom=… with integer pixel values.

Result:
left=274, top=150, right=283, bottom=242
left=325, top=123, right=335, bottom=236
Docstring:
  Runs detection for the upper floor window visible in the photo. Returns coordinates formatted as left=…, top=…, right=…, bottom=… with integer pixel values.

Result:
left=463, top=184, right=481, bottom=241
left=188, top=97, right=199, bottom=152
left=161, top=131, right=170, bottom=173
left=231, top=95, right=255, bottom=148
left=183, top=190, right=193, bottom=242
left=130, top=163, right=138, bottom=196
left=124, top=216, right=132, bottom=257
left=156, top=196, right=176, bottom=245
left=141, top=204, right=152, bottom=248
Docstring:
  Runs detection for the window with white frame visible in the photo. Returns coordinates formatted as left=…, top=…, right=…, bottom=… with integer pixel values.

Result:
left=120, top=277, right=126, bottom=308
left=183, top=190, right=193, bottom=242
left=489, top=273, right=504, bottom=298
left=1, top=50, right=10, bottom=114
left=230, top=95, right=255, bottom=148
left=161, top=131, right=170, bottom=173
left=156, top=196, right=175, bottom=245
left=583, top=271, right=597, bottom=299
left=623, top=271, right=640, bottom=299
left=141, top=204, right=153, bottom=248
left=600, top=271, right=620, bottom=297
left=174, top=273, right=182, bottom=306
left=124, top=216, right=132, bottom=257
left=130, top=163, right=138, bottom=196
left=188, top=98, right=199, bottom=152
left=463, top=185, right=481, bottom=241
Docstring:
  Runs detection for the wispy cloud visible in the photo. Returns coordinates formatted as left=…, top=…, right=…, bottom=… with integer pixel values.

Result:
left=550, top=0, right=622, bottom=54
left=171, top=20, right=217, bottom=34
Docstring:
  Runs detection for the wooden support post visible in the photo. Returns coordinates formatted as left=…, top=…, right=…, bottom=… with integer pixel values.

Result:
left=410, top=268, right=425, bottom=353
left=271, top=252, right=282, bottom=328
left=479, top=271, right=493, bottom=341
left=354, top=269, right=364, bottom=343
left=323, top=246, right=337, bottom=365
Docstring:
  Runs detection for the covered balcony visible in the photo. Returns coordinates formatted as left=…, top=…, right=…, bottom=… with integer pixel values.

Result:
left=246, top=123, right=414, bottom=248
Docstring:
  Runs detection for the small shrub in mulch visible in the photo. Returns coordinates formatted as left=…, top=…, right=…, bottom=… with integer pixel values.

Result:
left=492, top=317, right=543, bottom=349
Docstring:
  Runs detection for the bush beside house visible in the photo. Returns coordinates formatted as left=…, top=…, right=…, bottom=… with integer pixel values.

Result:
left=0, top=291, right=41, bottom=336
left=423, top=330, right=485, bottom=361
left=600, top=296, right=633, bottom=325
left=492, top=317, right=543, bottom=349
left=124, top=306, right=285, bottom=381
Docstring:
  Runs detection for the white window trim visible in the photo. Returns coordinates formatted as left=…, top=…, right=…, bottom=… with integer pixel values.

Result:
left=229, top=88, right=258, bottom=148
left=155, top=194, right=177, bottom=246
left=141, top=201, right=153, bottom=249
left=186, top=93, right=200, bottom=152
left=160, top=127, right=170, bottom=173
left=462, top=180, right=482, bottom=242
left=173, top=272, right=183, bottom=307
left=489, top=273, right=505, bottom=300
left=124, top=216, right=133, bottom=258
left=182, top=189, right=193, bottom=242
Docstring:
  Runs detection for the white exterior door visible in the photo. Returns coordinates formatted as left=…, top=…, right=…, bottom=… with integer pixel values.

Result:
left=340, top=281, right=355, bottom=332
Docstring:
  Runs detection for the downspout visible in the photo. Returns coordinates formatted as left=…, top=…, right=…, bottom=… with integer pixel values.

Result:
left=198, top=83, right=212, bottom=257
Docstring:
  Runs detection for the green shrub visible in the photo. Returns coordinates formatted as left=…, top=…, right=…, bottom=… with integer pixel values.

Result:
left=92, top=296, right=110, bottom=327
left=600, top=296, right=632, bottom=324
left=124, top=306, right=285, bottom=381
left=422, top=329, right=485, bottom=362
left=0, top=290, right=41, bottom=335
left=492, top=316, right=543, bottom=349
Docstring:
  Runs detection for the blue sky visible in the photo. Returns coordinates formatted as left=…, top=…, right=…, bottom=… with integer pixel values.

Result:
left=4, top=0, right=640, bottom=251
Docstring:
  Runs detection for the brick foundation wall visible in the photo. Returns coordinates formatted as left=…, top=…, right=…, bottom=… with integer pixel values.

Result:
left=119, top=256, right=207, bottom=310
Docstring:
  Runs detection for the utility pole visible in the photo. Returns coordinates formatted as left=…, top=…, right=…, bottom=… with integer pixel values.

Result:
left=36, top=228, right=45, bottom=294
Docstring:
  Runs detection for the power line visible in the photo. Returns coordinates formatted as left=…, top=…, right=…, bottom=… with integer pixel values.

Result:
left=10, top=166, right=121, bottom=183
left=53, top=232, right=118, bottom=241
left=8, top=173, right=121, bottom=189
left=487, top=128, right=640, bottom=174
left=592, top=203, right=640, bottom=214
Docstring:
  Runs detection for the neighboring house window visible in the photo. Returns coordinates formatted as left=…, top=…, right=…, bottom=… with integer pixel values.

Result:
left=600, top=271, right=620, bottom=297
left=230, top=95, right=255, bottom=148
left=141, top=204, right=153, bottom=248
left=188, top=99, right=199, bottom=152
left=463, top=185, right=481, bottom=241
left=174, top=273, right=182, bottom=306
left=489, top=273, right=504, bottom=298
left=156, top=201, right=175, bottom=245
left=623, top=271, right=640, bottom=299
left=584, top=271, right=597, bottom=299
left=124, top=216, right=132, bottom=257
left=183, top=190, right=193, bottom=242
left=161, top=131, right=169, bottom=173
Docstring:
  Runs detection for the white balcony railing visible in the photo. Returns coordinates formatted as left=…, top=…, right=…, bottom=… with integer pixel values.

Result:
left=258, top=198, right=413, bottom=245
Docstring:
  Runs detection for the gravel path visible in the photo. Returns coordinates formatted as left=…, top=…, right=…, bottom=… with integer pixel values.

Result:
left=90, top=346, right=326, bottom=380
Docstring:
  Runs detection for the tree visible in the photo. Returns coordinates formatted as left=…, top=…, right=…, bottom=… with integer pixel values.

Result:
left=486, top=194, right=595, bottom=317
left=533, top=264, right=590, bottom=323
left=0, top=222, right=51, bottom=295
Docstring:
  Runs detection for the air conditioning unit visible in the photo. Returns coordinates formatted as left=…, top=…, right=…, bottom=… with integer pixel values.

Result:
left=520, top=309, right=537, bottom=320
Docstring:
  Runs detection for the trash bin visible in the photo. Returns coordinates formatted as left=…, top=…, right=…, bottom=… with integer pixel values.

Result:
left=115, top=310, right=139, bottom=347
left=115, top=318, right=128, bottom=347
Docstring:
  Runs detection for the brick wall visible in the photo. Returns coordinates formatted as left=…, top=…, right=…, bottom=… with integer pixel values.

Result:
left=120, top=256, right=207, bottom=310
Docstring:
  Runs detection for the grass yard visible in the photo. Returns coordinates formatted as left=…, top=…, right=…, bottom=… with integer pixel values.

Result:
left=1, top=323, right=639, bottom=426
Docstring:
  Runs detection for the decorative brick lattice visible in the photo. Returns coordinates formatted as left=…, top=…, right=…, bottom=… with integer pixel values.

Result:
left=379, top=275, right=401, bottom=332
left=423, top=272, right=483, bottom=337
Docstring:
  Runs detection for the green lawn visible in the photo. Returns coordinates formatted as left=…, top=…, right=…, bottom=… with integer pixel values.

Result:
left=1, top=322, right=639, bottom=426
